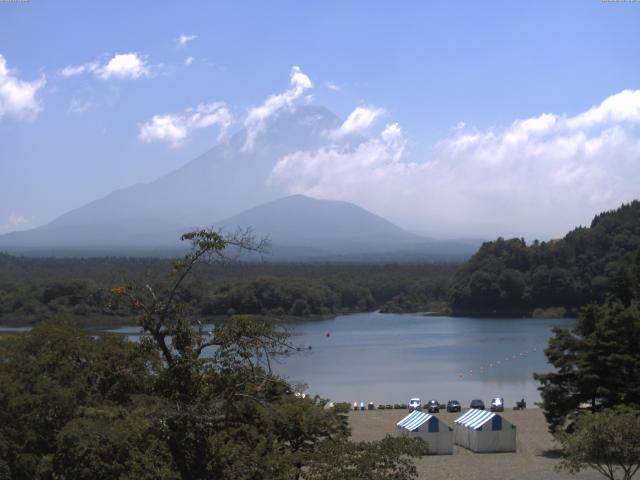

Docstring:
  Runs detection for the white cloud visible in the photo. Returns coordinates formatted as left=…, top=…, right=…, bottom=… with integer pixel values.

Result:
left=59, top=53, right=150, bottom=80
left=566, top=89, right=640, bottom=129
left=68, top=97, right=91, bottom=113
left=139, top=102, right=232, bottom=148
left=269, top=89, right=640, bottom=238
left=59, top=63, right=93, bottom=78
left=243, top=65, right=313, bottom=150
left=325, top=81, right=340, bottom=91
left=269, top=122, right=406, bottom=194
left=185, top=56, right=195, bottom=66
left=97, top=53, right=149, bottom=80
left=0, top=211, right=33, bottom=234
left=0, top=54, right=46, bottom=120
left=177, top=34, right=198, bottom=48
left=330, top=105, right=384, bottom=138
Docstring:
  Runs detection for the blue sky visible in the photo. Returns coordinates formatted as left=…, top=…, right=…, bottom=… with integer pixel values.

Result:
left=1, top=1, right=639, bottom=237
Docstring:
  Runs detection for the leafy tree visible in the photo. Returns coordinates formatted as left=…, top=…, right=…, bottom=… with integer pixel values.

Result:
left=556, top=407, right=640, bottom=480
left=1, top=229, right=428, bottom=479
left=303, top=436, right=428, bottom=480
left=0, top=318, right=157, bottom=479
left=53, top=406, right=178, bottom=480
left=535, top=250, right=640, bottom=432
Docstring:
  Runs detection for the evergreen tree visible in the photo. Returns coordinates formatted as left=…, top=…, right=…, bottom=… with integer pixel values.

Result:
left=535, top=250, right=640, bottom=432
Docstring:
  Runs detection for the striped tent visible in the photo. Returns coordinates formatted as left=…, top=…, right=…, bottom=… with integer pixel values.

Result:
left=396, top=410, right=453, bottom=455
left=453, top=409, right=516, bottom=452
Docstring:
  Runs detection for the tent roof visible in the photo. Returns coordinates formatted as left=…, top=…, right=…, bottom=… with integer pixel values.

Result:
left=454, top=409, right=497, bottom=430
left=397, top=410, right=433, bottom=431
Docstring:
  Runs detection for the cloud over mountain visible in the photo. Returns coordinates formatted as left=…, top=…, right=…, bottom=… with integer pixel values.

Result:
left=269, top=89, right=640, bottom=238
left=139, top=102, right=232, bottom=147
left=330, top=106, right=385, bottom=138
left=243, top=65, right=313, bottom=150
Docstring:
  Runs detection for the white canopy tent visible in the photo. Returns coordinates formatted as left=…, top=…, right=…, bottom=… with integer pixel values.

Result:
left=396, top=410, right=453, bottom=455
left=453, top=409, right=516, bottom=452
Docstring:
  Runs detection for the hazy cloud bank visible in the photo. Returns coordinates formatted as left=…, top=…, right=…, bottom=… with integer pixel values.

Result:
left=270, top=88, right=640, bottom=239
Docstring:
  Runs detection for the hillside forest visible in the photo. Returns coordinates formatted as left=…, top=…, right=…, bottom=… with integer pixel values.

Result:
left=1, top=201, right=639, bottom=327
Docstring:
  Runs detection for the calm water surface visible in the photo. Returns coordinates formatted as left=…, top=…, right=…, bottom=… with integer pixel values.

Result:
left=2, top=312, right=574, bottom=407
left=270, top=312, right=575, bottom=407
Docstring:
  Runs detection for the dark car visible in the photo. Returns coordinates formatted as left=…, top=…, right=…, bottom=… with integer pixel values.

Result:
left=446, top=400, right=461, bottom=412
left=469, top=399, right=485, bottom=410
left=426, top=399, right=440, bottom=413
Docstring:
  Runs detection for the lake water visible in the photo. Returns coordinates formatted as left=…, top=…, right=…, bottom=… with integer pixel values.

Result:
left=269, top=312, right=575, bottom=408
left=2, top=312, right=575, bottom=408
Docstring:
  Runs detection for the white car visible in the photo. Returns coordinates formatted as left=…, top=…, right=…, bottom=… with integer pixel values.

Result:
left=490, top=397, right=504, bottom=412
left=408, top=398, right=421, bottom=411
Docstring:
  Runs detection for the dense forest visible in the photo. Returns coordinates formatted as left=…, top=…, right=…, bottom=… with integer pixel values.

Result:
left=0, top=255, right=455, bottom=326
left=3, top=201, right=640, bottom=326
left=448, top=201, right=640, bottom=316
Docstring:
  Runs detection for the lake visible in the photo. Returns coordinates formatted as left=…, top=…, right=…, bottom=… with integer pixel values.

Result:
left=2, top=312, right=574, bottom=408
left=270, top=312, right=575, bottom=407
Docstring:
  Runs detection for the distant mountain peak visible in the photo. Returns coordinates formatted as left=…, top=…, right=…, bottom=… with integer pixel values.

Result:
left=217, top=194, right=418, bottom=244
left=0, top=105, right=484, bottom=260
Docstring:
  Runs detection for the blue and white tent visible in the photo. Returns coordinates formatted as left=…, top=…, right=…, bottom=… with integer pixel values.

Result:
left=396, top=410, right=453, bottom=455
left=453, top=409, right=516, bottom=452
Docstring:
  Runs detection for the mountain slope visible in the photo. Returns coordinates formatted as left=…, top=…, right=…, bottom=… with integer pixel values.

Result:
left=0, top=104, right=480, bottom=260
left=217, top=194, right=420, bottom=247
left=0, top=106, right=342, bottom=250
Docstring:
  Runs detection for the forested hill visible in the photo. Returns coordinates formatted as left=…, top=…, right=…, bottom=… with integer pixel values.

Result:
left=448, top=201, right=640, bottom=316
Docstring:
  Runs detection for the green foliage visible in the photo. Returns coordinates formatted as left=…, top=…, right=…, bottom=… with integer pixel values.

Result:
left=53, top=406, right=178, bottom=480
left=535, top=249, right=640, bottom=432
left=0, top=253, right=457, bottom=326
left=556, top=407, right=640, bottom=480
left=449, top=201, right=640, bottom=315
left=0, top=318, right=158, bottom=479
left=303, top=436, right=428, bottom=480
left=0, top=229, right=427, bottom=479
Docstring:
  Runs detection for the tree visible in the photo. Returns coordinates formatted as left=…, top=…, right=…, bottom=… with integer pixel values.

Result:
left=109, top=228, right=427, bottom=479
left=0, top=317, right=158, bottom=479
left=535, top=250, right=640, bottom=433
left=0, top=229, right=428, bottom=479
left=556, top=407, right=640, bottom=480
left=303, top=436, right=428, bottom=480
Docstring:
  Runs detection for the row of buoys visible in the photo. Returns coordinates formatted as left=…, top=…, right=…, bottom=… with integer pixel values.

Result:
left=457, top=347, right=538, bottom=379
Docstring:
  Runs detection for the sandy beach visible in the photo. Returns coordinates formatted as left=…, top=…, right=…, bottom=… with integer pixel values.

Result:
left=349, top=408, right=601, bottom=480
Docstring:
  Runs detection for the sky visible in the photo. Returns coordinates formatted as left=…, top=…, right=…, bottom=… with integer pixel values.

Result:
left=1, top=0, right=639, bottom=239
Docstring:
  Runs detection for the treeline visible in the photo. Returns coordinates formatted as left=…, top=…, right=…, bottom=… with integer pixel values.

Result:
left=0, top=257, right=456, bottom=326
left=449, top=201, right=640, bottom=315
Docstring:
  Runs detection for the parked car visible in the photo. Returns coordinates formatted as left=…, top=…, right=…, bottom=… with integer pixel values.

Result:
left=490, top=397, right=504, bottom=412
left=408, top=398, right=421, bottom=411
left=469, top=399, right=485, bottom=410
left=446, top=400, right=461, bottom=412
left=426, top=399, right=440, bottom=413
